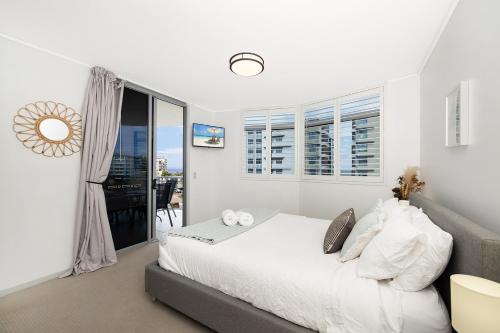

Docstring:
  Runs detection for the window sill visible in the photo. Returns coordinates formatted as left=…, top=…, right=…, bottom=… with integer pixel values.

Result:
left=239, top=175, right=386, bottom=186
left=300, top=177, right=385, bottom=187
left=240, top=175, right=300, bottom=183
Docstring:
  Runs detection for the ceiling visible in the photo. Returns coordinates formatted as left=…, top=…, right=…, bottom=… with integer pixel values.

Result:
left=0, top=0, right=456, bottom=111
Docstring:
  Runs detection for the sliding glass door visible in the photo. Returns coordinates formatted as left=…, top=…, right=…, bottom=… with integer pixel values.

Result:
left=152, top=98, right=185, bottom=240
left=104, top=85, right=186, bottom=250
left=104, top=88, right=149, bottom=250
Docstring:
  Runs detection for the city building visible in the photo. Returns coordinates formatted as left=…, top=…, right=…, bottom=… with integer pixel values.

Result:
left=245, top=127, right=295, bottom=175
left=156, top=157, right=167, bottom=176
left=340, top=95, right=381, bottom=177
left=304, top=106, right=335, bottom=176
left=244, top=114, right=295, bottom=175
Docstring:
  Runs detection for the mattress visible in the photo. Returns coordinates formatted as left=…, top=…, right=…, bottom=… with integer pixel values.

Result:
left=159, top=213, right=451, bottom=333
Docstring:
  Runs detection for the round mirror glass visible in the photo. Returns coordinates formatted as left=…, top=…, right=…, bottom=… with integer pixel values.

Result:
left=38, top=117, right=70, bottom=142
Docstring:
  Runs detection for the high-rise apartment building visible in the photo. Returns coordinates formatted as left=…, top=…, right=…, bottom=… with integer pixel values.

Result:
left=156, top=158, right=167, bottom=176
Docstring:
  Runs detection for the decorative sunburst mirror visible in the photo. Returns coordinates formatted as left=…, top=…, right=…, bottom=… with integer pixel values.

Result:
left=13, top=101, right=82, bottom=157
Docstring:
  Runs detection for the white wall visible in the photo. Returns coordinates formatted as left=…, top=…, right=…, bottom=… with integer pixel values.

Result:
left=210, top=75, right=420, bottom=220
left=300, top=76, right=420, bottom=219
left=420, top=0, right=500, bottom=234
left=208, top=110, right=301, bottom=215
left=0, top=35, right=421, bottom=294
left=0, top=29, right=423, bottom=295
left=186, top=105, right=221, bottom=224
left=187, top=107, right=302, bottom=223
left=0, top=37, right=216, bottom=294
left=0, top=37, right=87, bottom=293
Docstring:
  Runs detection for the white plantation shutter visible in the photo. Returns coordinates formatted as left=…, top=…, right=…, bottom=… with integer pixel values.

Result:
left=241, top=88, right=382, bottom=181
left=270, top=113, right=295, bottom=175
left=243, top=114, right=267, bottom=174
left=339, top=94, right=381, bottom=177
left=304, top=105, right=335, bottom=176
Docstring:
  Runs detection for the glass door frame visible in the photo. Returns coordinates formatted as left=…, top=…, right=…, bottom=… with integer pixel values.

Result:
left=124, top=82, right=187, bottom=242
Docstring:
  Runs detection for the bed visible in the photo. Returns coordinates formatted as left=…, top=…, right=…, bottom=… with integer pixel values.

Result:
left=145, top=194, right=500, bottom=333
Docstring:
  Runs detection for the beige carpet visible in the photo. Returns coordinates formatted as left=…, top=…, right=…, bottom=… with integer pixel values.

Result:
left=0, top=244, right=211, bottom=333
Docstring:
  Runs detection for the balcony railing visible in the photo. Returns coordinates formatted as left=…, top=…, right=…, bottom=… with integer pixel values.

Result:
left=157, top=175, right=183, bottom=192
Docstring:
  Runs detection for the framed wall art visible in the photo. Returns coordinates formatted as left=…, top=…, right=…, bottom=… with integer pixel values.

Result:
left=445, top=80, right=470, bottom=147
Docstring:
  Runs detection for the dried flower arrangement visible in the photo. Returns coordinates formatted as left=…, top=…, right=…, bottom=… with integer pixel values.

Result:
left=392, top=166, right=426, bottom=200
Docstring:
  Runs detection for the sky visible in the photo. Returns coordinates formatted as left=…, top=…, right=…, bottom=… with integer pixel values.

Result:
left=157, top=125, right=183, bottom=172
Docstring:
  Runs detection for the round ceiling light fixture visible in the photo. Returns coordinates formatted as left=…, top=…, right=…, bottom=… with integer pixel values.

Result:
left=229, top=52, right=264, bottom=77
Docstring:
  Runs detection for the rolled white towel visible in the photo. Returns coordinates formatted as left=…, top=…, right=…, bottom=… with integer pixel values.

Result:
left=236, top=211, right=254, bottom=227
left=221, top=209, right=238, bottom=226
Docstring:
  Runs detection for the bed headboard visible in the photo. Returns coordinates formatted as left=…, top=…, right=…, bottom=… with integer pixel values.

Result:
left=409, top=193, right=500, bottom=311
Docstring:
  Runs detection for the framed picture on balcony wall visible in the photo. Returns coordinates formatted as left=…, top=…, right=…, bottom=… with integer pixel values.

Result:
left=445, top=80, right=470, bottom=147
left=192, top=123, right=225, bottom=148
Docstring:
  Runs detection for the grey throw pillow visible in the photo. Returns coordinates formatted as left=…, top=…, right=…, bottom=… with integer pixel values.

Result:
left=323, top=208, right=356, bottom=254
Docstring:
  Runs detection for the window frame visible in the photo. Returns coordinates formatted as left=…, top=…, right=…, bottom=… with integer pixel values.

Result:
left=240, top=87, right=384, bottom=184
left=240, top=107, right=299, bottom=180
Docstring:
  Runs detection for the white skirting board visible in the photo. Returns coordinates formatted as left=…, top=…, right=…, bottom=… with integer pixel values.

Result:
left=0, top=268, right=69, bottom=298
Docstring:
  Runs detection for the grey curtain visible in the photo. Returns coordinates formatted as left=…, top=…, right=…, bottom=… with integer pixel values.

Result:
left=69, top=66, right=124, bottom=275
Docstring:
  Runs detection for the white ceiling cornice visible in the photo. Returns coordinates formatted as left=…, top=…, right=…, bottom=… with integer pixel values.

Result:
left=417, top=0, right=460, bottom=74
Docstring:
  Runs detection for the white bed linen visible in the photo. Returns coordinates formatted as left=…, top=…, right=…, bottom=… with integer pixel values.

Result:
left=159, top=213, right=450, bottom=333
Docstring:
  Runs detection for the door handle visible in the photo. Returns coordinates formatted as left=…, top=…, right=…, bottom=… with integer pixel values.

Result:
left=152, top=178, right=157, bottom=190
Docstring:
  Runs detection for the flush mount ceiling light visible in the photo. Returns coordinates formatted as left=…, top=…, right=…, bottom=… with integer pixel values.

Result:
left=229, top=52, right=264, bottom=77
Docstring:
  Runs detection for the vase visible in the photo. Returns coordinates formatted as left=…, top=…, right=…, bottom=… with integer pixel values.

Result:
left=399, top=200, right=410, bottom=206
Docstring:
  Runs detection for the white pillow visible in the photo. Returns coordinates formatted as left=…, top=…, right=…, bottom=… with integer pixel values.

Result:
left=339, top=212, right=383, bottom=262
left=339, top=198, right=402, bottom=262
left=390, top=212, right=453, bottom=291
left=379, top=197, right=399, bottom=211
left=375, top=197, right=403, bottom=221
left=357, top=211, right=428, bottom=280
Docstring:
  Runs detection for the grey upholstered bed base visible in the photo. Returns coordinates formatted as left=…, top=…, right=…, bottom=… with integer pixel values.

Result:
left=145, top=262, right=314, bottom=333
left=409, top=194, right=500, bottom=310
left=145, top=193, right=500, bottom=333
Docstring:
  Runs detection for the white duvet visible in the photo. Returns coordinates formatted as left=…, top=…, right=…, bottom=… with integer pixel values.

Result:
left=159, top=213, right=450, bottom=333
